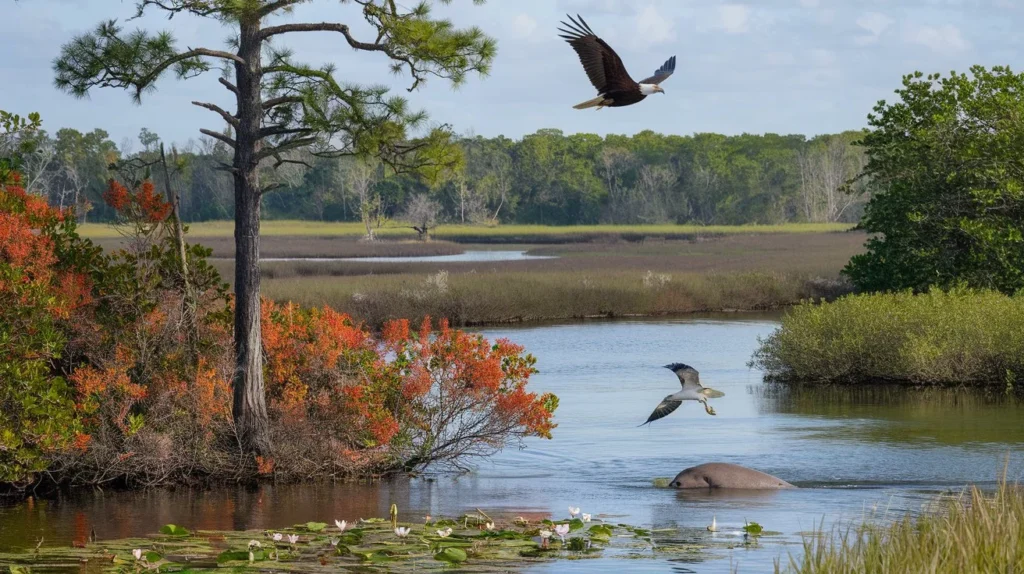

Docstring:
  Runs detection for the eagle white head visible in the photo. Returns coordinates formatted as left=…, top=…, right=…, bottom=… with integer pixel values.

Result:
left=639, top=83, right=665, bottom=95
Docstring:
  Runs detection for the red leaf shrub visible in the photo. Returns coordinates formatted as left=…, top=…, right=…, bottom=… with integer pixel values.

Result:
left=1, top=175, right=557, bottom=487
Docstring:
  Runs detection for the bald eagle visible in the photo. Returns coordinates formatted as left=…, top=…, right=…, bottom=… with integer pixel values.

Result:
left=559, top=14, right=676, bottom=110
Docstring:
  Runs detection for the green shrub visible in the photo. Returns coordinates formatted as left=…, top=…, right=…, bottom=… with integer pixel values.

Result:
left=751, top=289, right=1024, bottom=385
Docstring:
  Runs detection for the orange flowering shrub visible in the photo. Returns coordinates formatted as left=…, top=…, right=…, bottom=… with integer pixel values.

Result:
left=104, top=180, right=172, bottom=226
left=259, top=304, right=557, bottom=474
left=0, top=174, right=96, bottom=484
left=1, top=174, right=557, bottom=487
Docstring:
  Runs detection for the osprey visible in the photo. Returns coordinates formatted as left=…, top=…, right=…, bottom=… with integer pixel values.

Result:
left=640, top=363, right=724, bottom=426
left=558, top=14, right=676, bottom=110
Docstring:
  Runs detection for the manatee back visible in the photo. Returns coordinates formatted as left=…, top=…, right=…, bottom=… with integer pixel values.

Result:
left=670, top=462, right=795, bottom=489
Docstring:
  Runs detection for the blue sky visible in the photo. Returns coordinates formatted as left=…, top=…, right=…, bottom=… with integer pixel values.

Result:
left=3, top=0, right=1020, bottom=148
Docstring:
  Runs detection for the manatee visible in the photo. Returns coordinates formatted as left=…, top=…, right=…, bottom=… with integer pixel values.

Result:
left=669, top=462, right=796, bottom=489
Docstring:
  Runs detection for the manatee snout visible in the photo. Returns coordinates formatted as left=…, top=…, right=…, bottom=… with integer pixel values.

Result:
left=670, top=462, right=795, bottom=489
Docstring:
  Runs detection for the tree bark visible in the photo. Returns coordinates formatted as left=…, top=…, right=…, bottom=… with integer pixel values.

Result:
left=231, top=20, right=271, bottom=457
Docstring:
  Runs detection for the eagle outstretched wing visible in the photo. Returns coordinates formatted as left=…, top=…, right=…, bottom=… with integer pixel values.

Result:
left=639, top=55, right=676, bottom=85
left=558, top=14, right=637, bottom=95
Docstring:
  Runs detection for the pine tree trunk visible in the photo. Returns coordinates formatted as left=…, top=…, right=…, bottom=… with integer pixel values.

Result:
left=231, top=20, right=271, bottom=457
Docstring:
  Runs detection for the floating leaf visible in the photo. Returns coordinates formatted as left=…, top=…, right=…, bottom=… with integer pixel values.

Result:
left=434, top=547, right=468, bottom=563
left=158, top=524, right=190, bottom=536
left=743, top=521, right=763, bottom=536
left=302, top=522, right=328, bottom=532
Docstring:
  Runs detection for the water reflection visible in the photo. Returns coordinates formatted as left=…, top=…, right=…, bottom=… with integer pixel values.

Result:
left=756, top=383, right=1024, bottom=447
left=2, top=315, right=1023, bottom=574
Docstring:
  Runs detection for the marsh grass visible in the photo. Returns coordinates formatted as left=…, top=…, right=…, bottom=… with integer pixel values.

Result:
left=94, top=235, right=466, bottom=259
left=752, top=289, right=1024, bottom=386
left=778, top=470, right=1024, bottom=574
left=261, top=269, right=842, bottom=328
left=79, top=220, right=855, bottom=241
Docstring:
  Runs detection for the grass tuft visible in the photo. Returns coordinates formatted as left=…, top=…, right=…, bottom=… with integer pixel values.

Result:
left=778, top=469, right=1024, bottom=574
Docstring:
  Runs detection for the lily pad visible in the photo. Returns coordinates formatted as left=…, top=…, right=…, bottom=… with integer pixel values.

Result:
left=302, top=521, right=329, bottom=532
left=434, top=547, right=468, bottom=563
left=159, top=524, right=191, bottom=536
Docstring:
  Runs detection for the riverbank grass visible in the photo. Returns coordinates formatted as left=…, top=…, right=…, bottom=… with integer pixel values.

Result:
left=779, top=476, right=1024, bottom=573
left=752, top=289, right=1024, bottom=386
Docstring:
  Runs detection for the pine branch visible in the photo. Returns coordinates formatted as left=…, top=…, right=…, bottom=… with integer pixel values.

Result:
left=192, top=101, right=239, bottom=128
left=199, top=128, right=236, bottom=148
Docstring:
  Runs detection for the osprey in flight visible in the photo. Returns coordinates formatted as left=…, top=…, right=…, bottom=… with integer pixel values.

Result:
left=640, top=363, right=724, bottom=426
left=558, top=14, right=676, bottom=110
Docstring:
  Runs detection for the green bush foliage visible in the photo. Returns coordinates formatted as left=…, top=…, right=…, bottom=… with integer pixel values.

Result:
left=751, top=289, right=1024, bottom=386
left=844, top=66, right=1024, bottom=294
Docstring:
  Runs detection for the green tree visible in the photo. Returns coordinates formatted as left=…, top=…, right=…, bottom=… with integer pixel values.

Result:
left=53, top=0, right=495, bottom=456
left=843, top=66, right=1024, bottom=294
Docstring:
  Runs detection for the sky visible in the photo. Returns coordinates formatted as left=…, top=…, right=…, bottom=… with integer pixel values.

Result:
left=3, top=0, right=1020, bottom=148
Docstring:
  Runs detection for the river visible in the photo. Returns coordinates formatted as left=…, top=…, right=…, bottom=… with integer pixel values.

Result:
left=2, top=313, right=1022, bottom=572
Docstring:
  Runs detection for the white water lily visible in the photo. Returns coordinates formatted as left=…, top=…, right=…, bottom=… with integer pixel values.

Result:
left=582, top=513, right=591, bottom=523
left=554, top=524, right=570, bottom=542
left=436, top=528, right=452, bottom=538
left=132, top=549, right=143, bottom=561
left=707, top=516, right=718, bottom=532
left=538, top=529, right=552, bottom=540
left=484, top=522, right=495, bottom=531
left=287, top=534, right=299, bottom=544
left=272, top=532, right=283, bottom=542
left=568, top=506, right=580, bottom=518
left=329, top=538, right=340, bottom=547
left=247, top=540, right=262, bottom=549
left=335, top=520, right=347, bottom=532
left=394, top=527, right=411, bottom=538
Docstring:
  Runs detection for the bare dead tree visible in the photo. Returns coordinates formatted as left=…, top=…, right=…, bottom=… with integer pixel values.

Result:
left=403, top=194, right=441, bottom=240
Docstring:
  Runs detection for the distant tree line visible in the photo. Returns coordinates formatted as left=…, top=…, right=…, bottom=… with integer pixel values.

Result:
left=4, top=126, right=871, bottom=228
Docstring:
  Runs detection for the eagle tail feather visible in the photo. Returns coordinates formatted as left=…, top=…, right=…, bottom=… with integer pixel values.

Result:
left=573, top=96, right=607, bottom=110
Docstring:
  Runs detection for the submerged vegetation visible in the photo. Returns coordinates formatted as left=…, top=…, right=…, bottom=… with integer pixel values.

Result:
left=779, top=474, right=1024, bottom=574
left=752, top=289, right=1024, bottom=387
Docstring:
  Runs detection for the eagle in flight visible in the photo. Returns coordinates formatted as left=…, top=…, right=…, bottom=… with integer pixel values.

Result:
left=559, top=14, right=676, bottom=110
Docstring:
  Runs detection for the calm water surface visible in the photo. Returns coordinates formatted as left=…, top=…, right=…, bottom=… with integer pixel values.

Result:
left=3, top=314, right=1023, bottom=573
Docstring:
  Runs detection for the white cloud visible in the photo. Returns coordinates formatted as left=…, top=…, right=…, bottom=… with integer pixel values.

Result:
left=510, top=13, right=538, bottom=39
left=717, top=4, right=750, bottom=34
left=904, top=23, right=970, bottom=53
left=854, top=12, right=894, bottom=45
left=634, top=5, right=675, bottom=46
left=799, top=0, right=820, bottom=7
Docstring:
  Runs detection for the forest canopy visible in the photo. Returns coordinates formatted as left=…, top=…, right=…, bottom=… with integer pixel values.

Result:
left=3, top=126, right=869, bottom=227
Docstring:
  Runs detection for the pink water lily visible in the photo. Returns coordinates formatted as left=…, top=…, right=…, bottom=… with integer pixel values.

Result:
left=335, top=520, right=347, bottom=532
left=287, top=534, right=299, bottom=544
left=554, top=524, right=570, bottom=542
left=132, top=549, right=143, bottom=561
left=568, top=506, right=580, bottom=518
left=271, top=533, right=283, bottom=542
left=394, top=527, right=411, bottom=538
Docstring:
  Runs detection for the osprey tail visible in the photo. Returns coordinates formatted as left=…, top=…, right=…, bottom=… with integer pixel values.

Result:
left=701, top=388, right=725, bottom=399
left=573, top=96, right=607, bottom=110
